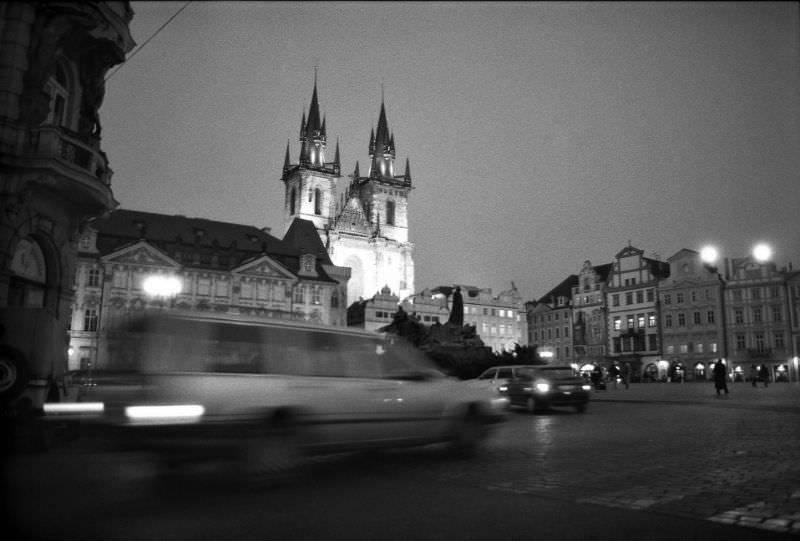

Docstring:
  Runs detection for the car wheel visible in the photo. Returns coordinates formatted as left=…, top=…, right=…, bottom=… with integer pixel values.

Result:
left=0, top=345, right=29, bottom=404
left=447, top=408, right=486, bottom=456
left=238, top=415, right=304, bottom=484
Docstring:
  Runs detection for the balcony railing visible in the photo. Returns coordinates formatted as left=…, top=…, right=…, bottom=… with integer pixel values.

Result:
left=29, top=126, right=111, bottom=186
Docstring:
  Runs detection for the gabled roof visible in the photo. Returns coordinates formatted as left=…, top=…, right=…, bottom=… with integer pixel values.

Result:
left=88, top=209, right=338, bottom=282
left=283, top=218, right=333, bottom=265
left=537, top=274, right=579, bottom=305
left=592, top=263, right=613, bottom=281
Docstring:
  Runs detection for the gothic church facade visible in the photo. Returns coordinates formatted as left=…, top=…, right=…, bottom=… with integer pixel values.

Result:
left=281, top=81, right=415, bottom=307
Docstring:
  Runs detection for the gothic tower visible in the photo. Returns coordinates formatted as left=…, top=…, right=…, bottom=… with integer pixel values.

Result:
left=281, top=75, right=340, bottom=239
left=328, top=96, right=415, bottom=306
left=281, top=79, right=415, bottom=308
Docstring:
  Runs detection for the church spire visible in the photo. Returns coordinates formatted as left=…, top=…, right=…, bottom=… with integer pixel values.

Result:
left=283, top=139, right=291, bottom=174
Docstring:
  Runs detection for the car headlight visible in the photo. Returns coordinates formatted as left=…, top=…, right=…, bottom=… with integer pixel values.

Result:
left=535, top=382, right=550, bottom=393
left=498, top=385, right=508, bottom=393
left=582, top=384, right=592, bottom=391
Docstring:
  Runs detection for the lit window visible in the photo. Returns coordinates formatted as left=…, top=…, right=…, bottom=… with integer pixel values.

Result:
left=83, top=309, right=98, bottom=332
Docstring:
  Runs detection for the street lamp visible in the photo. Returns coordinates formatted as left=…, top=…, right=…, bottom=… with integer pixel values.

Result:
left=753, top=243, right=773, bottom=263
left=143, top=274, right=182, bottom=309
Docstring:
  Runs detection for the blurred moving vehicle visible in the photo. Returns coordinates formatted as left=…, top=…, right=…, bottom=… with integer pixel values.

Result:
left=503, top=365, right=591, bottom=413
left=44, top=313, right=507, bottom=479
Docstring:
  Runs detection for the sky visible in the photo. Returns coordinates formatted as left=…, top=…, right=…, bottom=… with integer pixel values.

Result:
left=100, top=1, right=800, bottom=302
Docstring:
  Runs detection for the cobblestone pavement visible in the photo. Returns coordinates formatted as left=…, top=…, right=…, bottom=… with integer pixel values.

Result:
left=431, top=382, right=800, bottom=536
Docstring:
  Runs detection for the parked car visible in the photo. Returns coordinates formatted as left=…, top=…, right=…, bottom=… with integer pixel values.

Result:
left=504, top=365, right=591, bottom=413
left=45, top=312, right=508, bottom=480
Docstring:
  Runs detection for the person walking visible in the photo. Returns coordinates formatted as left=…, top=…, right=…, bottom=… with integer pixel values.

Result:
left=758, top=364, right=770, bottom=388
left=750, top=364, right=759, bottom=387
left=713, top=360, right=729, bottom=397
left=620, top=362, right=630, bottom=390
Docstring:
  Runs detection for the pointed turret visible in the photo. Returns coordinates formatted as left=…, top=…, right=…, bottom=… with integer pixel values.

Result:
left=404, top=157, right=411, bottom=182
left=283, top=140, right=291, bottom=173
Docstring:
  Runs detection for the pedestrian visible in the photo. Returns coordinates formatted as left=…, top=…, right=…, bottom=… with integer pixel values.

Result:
left=758, top=364, right=770, bottom=388
left=750, top=364, right=758, bottom=387
left=620, top=362, right=630, bottom=390
left=713, top=360, right=729, bottom=397
left=609, top=363, right=620, bottom=389
left=591, top=365, right=605, bottom=390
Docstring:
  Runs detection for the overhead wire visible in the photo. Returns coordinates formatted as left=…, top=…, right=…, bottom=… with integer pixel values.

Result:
left=105, top=1, right=193, bottom=83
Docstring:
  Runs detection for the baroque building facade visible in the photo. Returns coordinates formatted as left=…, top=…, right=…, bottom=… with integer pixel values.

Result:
left=0, top=2, right=134, bottom=410
left=605, top=244, right=670, bottom=381
left=281, top=81, right=414, bottom=308
left=659, top=249, right=725, bottom=381
left=526, top=244, right=800, bottom=384
left=69, top=210, right=350, bottom=371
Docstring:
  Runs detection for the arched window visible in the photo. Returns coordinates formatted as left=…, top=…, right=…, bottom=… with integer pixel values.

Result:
left=386, top=200, right=395, bottom=226
left=289, top=187, right=296, bottom=215
left=314, top=188, right=322, bottom=215
left=8, top=238, right=47, bottom=308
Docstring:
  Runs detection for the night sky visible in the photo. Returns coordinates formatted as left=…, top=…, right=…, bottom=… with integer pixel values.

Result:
left=100, top=1, right=800, bottom=302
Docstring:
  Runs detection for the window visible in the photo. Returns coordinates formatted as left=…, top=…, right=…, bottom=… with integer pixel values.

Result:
left=676, top=292, right=684, bottom=304
left=732, top=290, right=742, bottom=302
left=83, top=309, right=98, bottom=332
left=314, top=189, right=322, bottom=215
left=112, top=269, right=127, bottom=289
left=677, top=313, right=686, bottom=326
left=754, top=333, right=765, bottom=353
left=735, top=334, right=746, bottom=350
left=770, top=286, right=780, bottom=298
left=614, top=317, right=621, bottom=330
left=637, top=314, right=645, bottom=328
left=198, top=278, right=210, bottom=296
left=636, top=290, right=643, bottom=303
left=612, top=294, right=619, bottom=307
left=627, top=316, right=634, bottom=328
left=648, top=312, right=656, bottom=327
left=626, top=292, right=633, bottom=305
left=696, top=343, right=704, bottom=353
left=294, top=286, right=305, bottom=304
left=648, top=334, right=657, bottom=351
left=774, top=332, right=785, bottom=349
left=734, top=309, right=744, bottom=324
left=386, top=200, right=395, bottom=226
left=646, top=289, right=654, bottom=302
left=693, top=311, right=701, bottom=325
left=290, top=188, right=296, bottom=215
left=331, top=290, right=339, bottom=308
left=751, top=288, right=761, bottom=300
left=705, top=289, right=713, bottom=300
left=240, top=281, right=253, bottom=299
left=564, top=326, right=569, bottom=338
left=771, top=306, right=782, bottom=322
left=663, top=294, right=671, bottom=305
left=665, top=314, right=673, bottom=328
left=680, top=344, right=688, bottom=354
left=752, top=308, right=762, bottom=323
left=215, top=280, right=229, bottom=297
left=707, top=310, right=715, bottom=324
left=312, top=286, right=321, bottom=305
left=87, top=268, right=100, bottom=287
left=45, top=62, right=69, bottom=127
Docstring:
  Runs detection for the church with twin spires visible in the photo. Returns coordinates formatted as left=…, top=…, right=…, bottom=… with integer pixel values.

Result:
left=281, top=79, right=415, bottom=308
